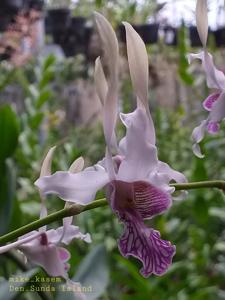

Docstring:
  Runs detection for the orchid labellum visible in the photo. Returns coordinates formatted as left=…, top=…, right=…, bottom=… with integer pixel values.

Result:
left=36, top=13, right=187, bottom=277
left=188, top=0, right=225, bottom=158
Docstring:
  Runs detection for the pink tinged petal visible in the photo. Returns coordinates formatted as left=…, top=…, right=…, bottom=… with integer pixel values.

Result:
left=94, top=56, right=107, bottom=106
left=203, top=92, right=220, bottom=111
left=58, top=247, right=71, bottom=262
left=35, top=168, right=109, bottom=204
left=94, top=13, right=119, bottom=177
left=196, top=0, right=208, bottom=47
left=123, top=22, right=155, bottom=145
left=192, top=143, right=204, bottom=159
left=117, top=108, right=158, bottom=181
left=20, top=242, right=68, bottom=278
left=207, top=121, right=220, bottom=134
left=209, top=91, right=225, bottom=122
left=118, top=212, right=176, bottom=277
left=148, top=172, right=174, bottom=194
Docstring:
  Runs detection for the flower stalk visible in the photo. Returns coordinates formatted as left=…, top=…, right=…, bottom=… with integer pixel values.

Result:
left=0, top=180, right=224, bottom=245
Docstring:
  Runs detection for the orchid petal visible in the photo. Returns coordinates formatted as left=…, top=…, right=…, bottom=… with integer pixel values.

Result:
left=118, top=211, right=176, bottom=277
left=47, top=225, right=91, bottom=245
left=39, top=146, right=56, bottom=220
left=191, top=120, right=207, bottom=158
left=94, top=12, right=119, bottom=157
left=35, top=168, right=109, bottom=204
left=196, top=0, right=208, bottom=47
left=40, top=146, right=56, bottom=178
left=207, top=121, right=220, bottom=134
left=192, top=143, right=204, bottom=159
left=203, top=92, right=220, bottom=111
left=188, top=51, right=225, bottom=90
left=69, top=157, right=85, bottom=173
left=123, top=22, right=155, bottom=144
left=58, top=247, right=71, bottom=262
left=117, top=108, right=158, bottom=181
left=94, top=56, right=107, bottom=106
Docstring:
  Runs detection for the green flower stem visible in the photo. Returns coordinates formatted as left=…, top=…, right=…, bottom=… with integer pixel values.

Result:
left=0, top=199, right=107, bottom=245
left=0, top=180, right=224, bottom=245
left=171, top=180, right=225, bottom=191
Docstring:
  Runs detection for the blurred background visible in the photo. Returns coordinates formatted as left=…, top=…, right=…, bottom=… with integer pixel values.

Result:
left=0, top=0, right=225, bottom=299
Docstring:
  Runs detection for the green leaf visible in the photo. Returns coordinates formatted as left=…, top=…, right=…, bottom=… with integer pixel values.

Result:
left=43, top=54, right=56, bottom=71
left=0, top=269, right=38, bottom=300
left=0, top=159, right=16, bottom=235
left=74, top=244, right=109, bottom=300
left=36, top=90, right=52, bottom=109
left=39, top=70, right=54, bottom=89
left=0, top=105, right=19, bottom=162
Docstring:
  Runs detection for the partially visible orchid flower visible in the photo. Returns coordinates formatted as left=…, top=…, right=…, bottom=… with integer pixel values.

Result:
left=0, top=148, right=90, bottom=299
left=188, top=0, right=225, bottom=158
left=36, top=13, right=187, bottom=277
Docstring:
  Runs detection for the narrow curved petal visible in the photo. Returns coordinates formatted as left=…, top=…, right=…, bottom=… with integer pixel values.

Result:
left=117, top=108, right=158, bottom=181
left=20, top=240, right=68, bottom=278
left=188, top=51, right=225, bottom=90
left=35, top=168, right=109, bottom=204
left=118, top=210, right=176, bottom=277
left=123, top=22, right=148, bottom=110
left=39, top=146, right=56, bottom=220
left=196, top=0, right=208, bottom=47
left=109, top=180, right=172, bottom=220
left=94, top=12, right=119, bottom=154
left=123, top=22, right=155, bottom=144
left=203, top=92, right=220, bottom=111
left=191, top=120, right=207, bottom=158
left=40, top=146, right=56, bottom=178
left=69, top=157, right=85, bottom=173
left=94, top=56, right=107, bottom=106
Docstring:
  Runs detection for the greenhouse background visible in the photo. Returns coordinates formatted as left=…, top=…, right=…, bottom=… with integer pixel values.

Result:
left=0, top=0, right=225, bottom=299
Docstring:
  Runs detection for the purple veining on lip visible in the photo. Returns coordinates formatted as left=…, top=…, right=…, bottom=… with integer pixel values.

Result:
left=118, top=211, right=176, bottom=277
left=203, top=92, right=220, bottom=111
left=108, top=180, right=175, bottom=277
